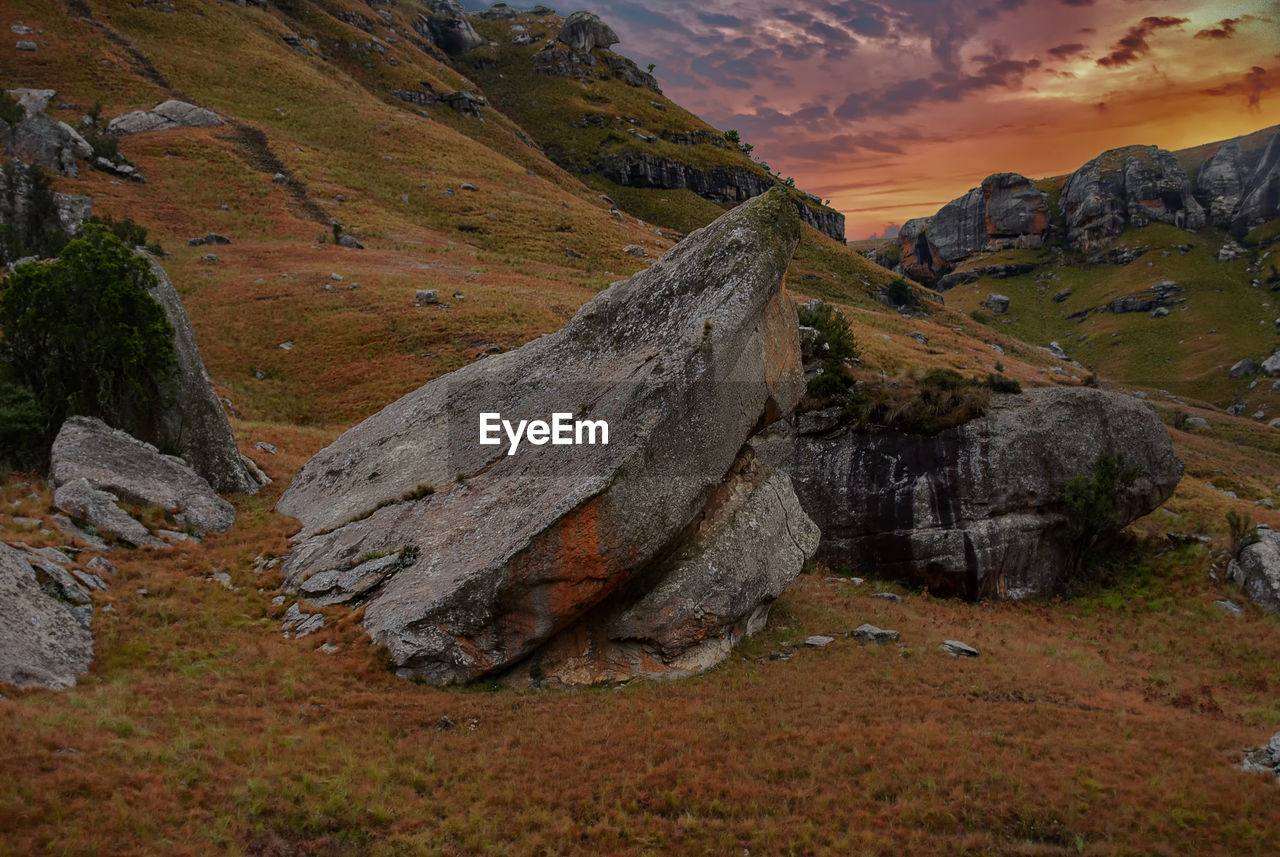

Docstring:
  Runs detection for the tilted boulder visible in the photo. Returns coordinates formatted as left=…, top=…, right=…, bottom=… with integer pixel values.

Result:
left=50, top=416, right=236, bottom=535
left=10, top=113, right=91, bottom=178
left=106, top=100, right=223, bottom=136
left=413, top=0, right=484, bottom=56
left=1061, top=145, right=1205, bottom=251
left=756, top=387, right=1183, bottom=600
left=53, top=478, right=163, bottom=548
left=0, top=542, right=94, bottom=690
left=557, top=11, right=619, bottom=53
left=279, top=187, right=808, bottom=684
left=145, top=257, right=262, bottom=495
left=1231, top=529, right=1280, bottom=615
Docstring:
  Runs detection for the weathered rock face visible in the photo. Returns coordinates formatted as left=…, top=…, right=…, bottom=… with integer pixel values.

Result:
left=53, top=478, right=163, bottom=548
left=593, top=152, right=845, bottom=241
left=4, top=89, right=91, bottom=178
left=145, top=258, right=261, bottom=495
left=0, top=542, right=94, bottom=690
left=0, top=160, right=92, bottom=256
left=414, top=1, right=484, bottom=56
left=507, top=451, right=819, bottom=685
left=1231, top=529, right=1280, bottom=615
left=1198, top=140, right=1247, bottom=228
left=558, top=11, right=619, bottom=53
left=1061, top=146, right=1205, bottom=251
left=50, top=417, right=236, bottom=535
left=1233, top=131, right=1280, bottom=232
left=279, top=188, right=807, bottom=684
left=892, top=173, right=1047, bottom=284
left=106, top=100, right=223, bottom=136
left=757, top=387, right=1183, bottom=600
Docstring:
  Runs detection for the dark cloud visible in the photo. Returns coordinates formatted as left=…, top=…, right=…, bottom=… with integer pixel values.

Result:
left=833, top=54, right=1040, bottom=120
left=697, top=12, right=741, bottom=28
left=1202, top=65, right=1271, bottom=110
left=1194, top=16, right=1265, bottom=40
left=1048, top=42, right=1089, bottom=60
left=1096, top=16, right=1189, bottom=67
left=1059, top=0, right=1094, bottom=6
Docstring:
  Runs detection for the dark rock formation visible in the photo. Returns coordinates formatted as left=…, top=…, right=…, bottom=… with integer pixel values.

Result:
left=441, top=90, right=485, bottom=117
left=106, top=100, right=223, bottom=136
left=50, top=416, right=236, bottom=535
left=278, top=188, right=812, bottom=685
left=757, top=387, right=1183, bottom=600
left=145, top=258, right=262, bottom=495
left=0, top=160, right=92, bottom=256
left=413, top=1, right=483, bottom=56
left=892, top=173, right=1047, bottom=284
left=1231, top=528, right=1280, bottom=615
left=7, top=98, right=92, bottom=178
left=1061, top=145, right=1205, bottom=251
left=1233, top=131, right=1280, bottom=232
left=0, top=542, right=94, bottom=690
left=557, top=11, right=618, bottom=53
left=593, top=151, right=844, bottom=241
left=1198, top=140, right=1247, bottom=228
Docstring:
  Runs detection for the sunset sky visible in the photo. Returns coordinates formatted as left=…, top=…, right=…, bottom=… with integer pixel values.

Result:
left=474, top=0, right=1280, bottom=238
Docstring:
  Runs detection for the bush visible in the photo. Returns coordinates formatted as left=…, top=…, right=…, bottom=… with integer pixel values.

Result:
left=0, top=90, right=24, bottom=126
left=797, top=301, right=859, bottom=360
left=985, top=373, right=1021, bottom=394
left=0, top=224, right=176, bottom=457
left=887, top=278, right=917, bottom=308
left=1227, top=510, right=1260, bottom=558
left=0, top=376, right=44, bottom=472
left=82, top=214, right=161, bottom=254
left=0, top=162, right=71, bottom=264
left=1060, top=453, right=1139, bottom=577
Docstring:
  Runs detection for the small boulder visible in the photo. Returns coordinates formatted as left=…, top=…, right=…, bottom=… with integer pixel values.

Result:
left=1231, top=529, right=1280, bottom=615
left=852, top=623, right=900, bottom=644
left=49, top=416, right=236, bottom=535
left=983, top=293, right=1010, bottom=314
left=1230, top=359, right=1259, bottom=379
left=942, top=640, right=980, bottom=657
left=52, top=478, right=162, bottom=548
left=415, top=289, right=438, bottom=305
left=0, top=542, right=94, bottom=690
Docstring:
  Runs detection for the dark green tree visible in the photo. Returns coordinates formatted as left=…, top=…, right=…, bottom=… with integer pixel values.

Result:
left=0, top=224, right=176, bottom=460
left=1060, top=453, right=1139, bottom=577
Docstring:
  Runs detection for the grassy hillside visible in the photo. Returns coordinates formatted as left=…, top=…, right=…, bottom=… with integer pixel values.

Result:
left=3, top=1, right=1280, bottom=854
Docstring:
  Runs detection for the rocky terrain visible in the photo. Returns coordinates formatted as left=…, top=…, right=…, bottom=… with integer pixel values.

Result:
left=1, top=1, right=1279, bottom=854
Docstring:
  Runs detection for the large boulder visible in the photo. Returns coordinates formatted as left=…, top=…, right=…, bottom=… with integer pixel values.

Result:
left=757, top=387, right=1184, bottom=600
left=10, top=113, right=91, bottom=178
left=106, top=100, right=223, bottom=136
left=49, top=416, right=236, bottom=535
left=981, top=173, right=1049, bottom=248
left=145, top=257, right=261, bottom=495
left=1231, top=529, right=1280, bottom=615
left=1061, top=145, right=1205, bottom=251
left=557, top=11, right=619, bottom=53
left=507, top=451, right=819, bottom=685
left=279, top=187, right=807, bottom=684
left=0, top=542, right=94, bottom=690
left=413, top=1, right=484, bottom=56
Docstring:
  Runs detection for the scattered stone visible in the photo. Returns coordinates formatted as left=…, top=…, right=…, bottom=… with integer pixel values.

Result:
left=272, top=172, right=289, bottom=184
left=279, top=341, right=294, bottom=351
left=1240, top=733, right=1280, bottom=778
left=983, top=293, right=1010, bottom=314
left=805, top=635, right=835, bottom=648
left=86, top=557, right=116, bottom=576
left=907, top=331, right=928, bottom=346
left=281, top=602, right=324, bottom=637
left=415, top=289, right=438, bottom=305
left=1151, top=307, right=1170, bottom=318
left=460, top=182, right=477, bottom=192
left=1231, top=359, right=1259, bottom=379
left=871, top=592, right=901, bottom=601
left=254, top=442, right=279, bottom=455
left=851, top=623, right=900, bottom=644
left=941, top=640, right=980, bottom=657
left=1214, top=599, right=1246, bottom=617
left=14, top=41, right=36, bottom=51
left=1053, top=289, right=1072, bottom=303
left=623, top=244, right=646, bottom=257
left=338, top=234, right=364, bottom=249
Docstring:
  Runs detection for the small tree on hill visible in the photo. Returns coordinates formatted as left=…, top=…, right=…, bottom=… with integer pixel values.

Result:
left=1226, top=510, right=1260, bottom=558
left=0, top=224, right=176, bottom=464
left=1060, top=452, right=1139, bottom=578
